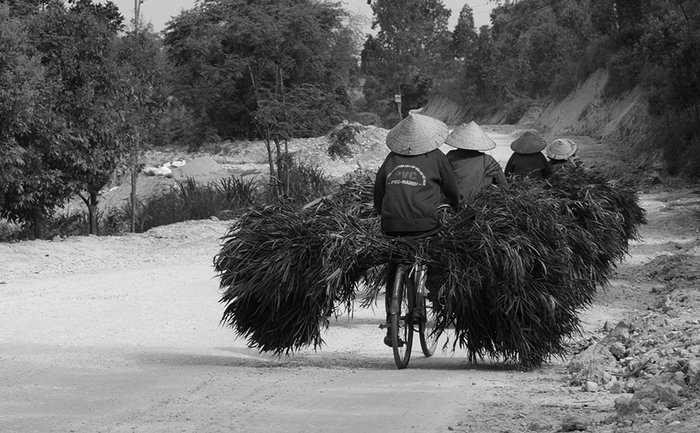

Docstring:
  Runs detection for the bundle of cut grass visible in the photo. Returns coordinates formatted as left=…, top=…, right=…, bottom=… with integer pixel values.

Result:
left=214, top=164, right=645, bottom=365
left=214, top=202, right=387, bottom=354
left=428, top=171, right=645, bottom=365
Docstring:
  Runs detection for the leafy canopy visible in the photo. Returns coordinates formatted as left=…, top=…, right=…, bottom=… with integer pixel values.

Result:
left=163, top=0, right=357, bottom=141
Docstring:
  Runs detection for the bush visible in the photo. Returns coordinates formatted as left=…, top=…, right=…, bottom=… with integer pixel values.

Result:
left=654, top=112, right=700, bottom=177
left=502, top=98, right=532, bottom=124
left=550, top=61, right=580, bottom=101
left=124, top=176, right=261, bottom=233
left=0, top=218, right=24, bottom=242
left=353, top=111, right=381, bottom=126
left=578, top=36, right=615, bottom=80
left=327, top=123, right=362, bottom=160
left=216, top=175, right=260, bottom=209
left=276, top=156, right=331, bottom=203
left=603, top=49, right=641, bottom=99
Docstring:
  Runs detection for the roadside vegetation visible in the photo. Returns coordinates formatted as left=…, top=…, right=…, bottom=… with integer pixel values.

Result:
left=1, top=0, right=699, bottom=241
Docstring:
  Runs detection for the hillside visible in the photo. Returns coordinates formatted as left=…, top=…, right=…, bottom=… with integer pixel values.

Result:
left=534, top=69, right=651, bottom=150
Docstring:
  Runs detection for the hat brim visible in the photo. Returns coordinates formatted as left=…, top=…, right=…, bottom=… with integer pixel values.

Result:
left=545, top=139, right=577, bottom=160
left=386, top=113, right=449, bottom=156
left=510, top=131, right=546, bottom=154
left=445, top=121, right=496, bottom=151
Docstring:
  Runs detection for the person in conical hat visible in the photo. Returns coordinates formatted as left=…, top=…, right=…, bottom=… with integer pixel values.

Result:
left=445, top=121, right=508, bottom=201
left=504, top=130, right=552, bottom=180
left=545, top=138, right=578, bottom=172
left=374, top=113, right=460, bottom=347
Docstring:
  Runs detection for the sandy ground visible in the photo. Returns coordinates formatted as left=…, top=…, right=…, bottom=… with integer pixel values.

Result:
left=1, top=129, right=699, bottom=433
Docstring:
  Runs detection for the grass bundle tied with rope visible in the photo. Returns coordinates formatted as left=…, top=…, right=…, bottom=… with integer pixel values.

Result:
left=214, top=164, right=645, bottom=366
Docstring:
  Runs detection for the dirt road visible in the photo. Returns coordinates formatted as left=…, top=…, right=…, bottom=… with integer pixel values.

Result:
left=0, top=219, right=553, bottom=433
left=2, top=131, right=699, bottom=432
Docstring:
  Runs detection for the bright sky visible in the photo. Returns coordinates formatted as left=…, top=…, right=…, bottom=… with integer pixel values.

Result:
left=108, top=0, right=495, bottom=33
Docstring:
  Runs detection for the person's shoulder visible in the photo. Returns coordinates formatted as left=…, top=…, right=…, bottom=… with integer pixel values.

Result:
left=426, top=148, right=449, bottom=160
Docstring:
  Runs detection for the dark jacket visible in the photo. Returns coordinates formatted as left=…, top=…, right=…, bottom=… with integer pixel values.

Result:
left=447, top=149, right=508, bottom=201
left=373, top=149, right=460, bottom=234
left=504, top=152, right=552, bottom=180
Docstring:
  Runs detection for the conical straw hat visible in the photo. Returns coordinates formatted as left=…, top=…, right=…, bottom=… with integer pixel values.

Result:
left=510, top=130, right=546, bottom=154
left=545, top=138, right=578, bottom=160
left=445, top=121, right=496, bottom=151
left=385, top=113, right=449, bottom=156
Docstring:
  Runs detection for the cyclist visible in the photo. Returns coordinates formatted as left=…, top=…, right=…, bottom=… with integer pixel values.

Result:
left=545, top=138, right=578, bottom=172
left=445, top=121, right=508, bottom=200
left=504, top=130, right=552, bottom=180
left=373, top=113, right=461, bottom=347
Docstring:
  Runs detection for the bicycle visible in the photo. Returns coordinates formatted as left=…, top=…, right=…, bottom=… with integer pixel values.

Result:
left=386, top=256, right=443, bottom=369
left=383, top=204, right=452, bottom=369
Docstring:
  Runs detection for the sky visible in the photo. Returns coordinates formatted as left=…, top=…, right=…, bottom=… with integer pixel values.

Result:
left=108, top=0, right=495, bottom=33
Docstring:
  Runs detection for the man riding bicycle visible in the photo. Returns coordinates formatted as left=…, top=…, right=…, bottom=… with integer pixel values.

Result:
left=373, top=113, right=461, bottom=347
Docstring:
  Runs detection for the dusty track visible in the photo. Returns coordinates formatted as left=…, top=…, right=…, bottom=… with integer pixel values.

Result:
left=2, top=130, right=699, bottom=432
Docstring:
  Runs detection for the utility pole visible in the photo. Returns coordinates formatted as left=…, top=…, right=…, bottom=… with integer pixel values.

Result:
left=134, top=0, right=144, bottom=31
left=130, top=0, right=145, bottom=232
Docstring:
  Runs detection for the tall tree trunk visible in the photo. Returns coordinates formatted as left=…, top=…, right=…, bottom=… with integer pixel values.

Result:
left=130, top=131, right=139, bottom=233
left=264, top=136, right=275, bottom=200
left=79, top=193, right=99, bottom=235
left=284, top=138, right=289, bottom=197
left=32, top=208, right=44, bottom=240
left=274, top=137, right=283, bottom=197
left=88, top=192, right=99, bottom=235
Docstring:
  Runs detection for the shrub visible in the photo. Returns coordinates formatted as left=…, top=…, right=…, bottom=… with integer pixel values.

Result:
left=353, top=111, right=381, bottom=126
left=578, top=36, right=615, bottom=80
left=0, top=218, right=24, bottom=242
left=654, top=112, right=700, bottom=177
left=277, top=157, right=331, bottom=203
left=550, top=60, right=580, bottom=101
left=502, top=98, right=532, bottom=124
left=216, top=175, right=260, bottom=210
left=603, top=49, right=641, bottom=99
left=327, top=123, right=362, bottom=160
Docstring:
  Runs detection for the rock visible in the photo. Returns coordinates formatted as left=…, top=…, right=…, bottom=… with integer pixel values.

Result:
left=625, top=377, right=636, bottom=392
left=584, top=381, right=599, bottom=392
left=633, top=380, right=685, bottom=410
left=609, top=380, right=624, bottom=394
left=568, top=357, right=609, bottom=385
left=606, top=321, right=631, bottom=343
left=602, top=371, right=613, bottom=384
left=609, top=342, right=627, bottom=359
left=687, top=359, right=700, bottom=389
left=142, top=165, right=173, bottom=177
left=528, top=420, right=553, bottom=431
left=614, top=395, right=644, bottom=418
left=561, top=414, right=589, bottom=431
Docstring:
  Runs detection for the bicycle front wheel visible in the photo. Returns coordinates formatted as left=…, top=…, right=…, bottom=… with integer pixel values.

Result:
left=390, top=265, right=414, bottom=369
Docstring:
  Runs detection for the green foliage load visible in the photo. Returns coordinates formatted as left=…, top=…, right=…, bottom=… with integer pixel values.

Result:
left=213, top=165, right=646, bottom=366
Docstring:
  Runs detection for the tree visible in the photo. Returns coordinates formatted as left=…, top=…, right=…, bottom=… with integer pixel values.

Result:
left=253, top=84, right=348, bottom=197
left=452, top=4, right=478, bottom=59
left=28, top=0, right=132, bottom=234
left=163, top=0, right=357, bottom=142
left=163, top=0, right=354, bottom=197
left=0, top=5, right=70, bottom=238
left=361, top=0, right=453, bottom=120
left=115, top=29, right=168, bottom=232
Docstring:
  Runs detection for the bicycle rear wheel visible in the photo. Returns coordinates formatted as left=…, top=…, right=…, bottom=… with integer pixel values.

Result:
left=390, top=265, right=414, bottom=369
left=419, top=294, right=442, bottom=357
